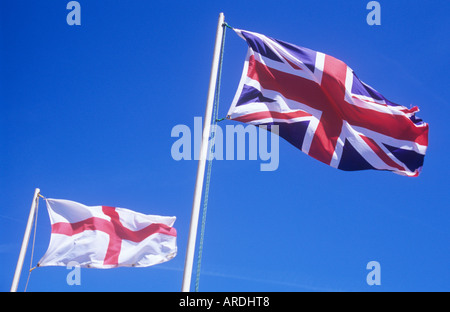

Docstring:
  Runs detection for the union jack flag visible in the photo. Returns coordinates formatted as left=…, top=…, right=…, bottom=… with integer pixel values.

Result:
left=227, top=29, right=429, bottom=177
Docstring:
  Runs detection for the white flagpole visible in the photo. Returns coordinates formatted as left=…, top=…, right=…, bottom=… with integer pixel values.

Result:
left=10, top=188, right=40, bottom=292
left=181, top=12, right=225, bottom=292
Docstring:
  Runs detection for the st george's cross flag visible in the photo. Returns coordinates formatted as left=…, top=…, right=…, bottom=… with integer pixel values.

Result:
left=38, top=199, right=177, bottom=268
left=227, top=29, right=429, bottom=176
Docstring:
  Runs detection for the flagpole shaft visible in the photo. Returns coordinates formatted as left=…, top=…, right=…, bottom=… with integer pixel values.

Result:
left=181, top=12, right=225, bottom=292
left=10, top=188, right=40, bottom=292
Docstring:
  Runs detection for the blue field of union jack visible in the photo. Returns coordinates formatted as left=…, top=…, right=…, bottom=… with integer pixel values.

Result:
left=227, top=29, right=429, bottom=177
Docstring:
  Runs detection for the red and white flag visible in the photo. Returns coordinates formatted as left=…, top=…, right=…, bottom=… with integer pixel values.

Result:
left=38, top=199, right=177, bottom=268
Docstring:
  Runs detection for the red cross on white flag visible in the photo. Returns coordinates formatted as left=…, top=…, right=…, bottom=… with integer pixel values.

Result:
left=38, top=199, right=177, bottom=268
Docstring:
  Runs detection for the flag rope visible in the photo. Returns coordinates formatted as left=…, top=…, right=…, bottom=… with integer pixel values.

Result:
left=223, top=22, right=233, bottom=30
left=194, top=21, right=228, bottom=292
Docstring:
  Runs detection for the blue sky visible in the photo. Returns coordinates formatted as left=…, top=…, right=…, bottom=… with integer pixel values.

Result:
left=1, top=0, right=449, bottom=292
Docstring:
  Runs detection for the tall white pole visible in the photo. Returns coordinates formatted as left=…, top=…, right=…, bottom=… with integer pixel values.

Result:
left=181, top=12, right=225, bottom=292
left=10, top=188, right=40, bottom=292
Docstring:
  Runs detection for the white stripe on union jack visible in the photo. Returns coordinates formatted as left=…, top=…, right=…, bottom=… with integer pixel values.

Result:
left=227, top=29, right=429, bottom=176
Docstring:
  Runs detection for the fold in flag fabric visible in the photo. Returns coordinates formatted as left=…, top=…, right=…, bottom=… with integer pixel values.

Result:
left=38, top=199, right=177, bottom=268
left=227, top=29, right=429, bottom=177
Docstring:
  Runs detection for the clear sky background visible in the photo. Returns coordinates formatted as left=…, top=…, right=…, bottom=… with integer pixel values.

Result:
left=1, top=0, right=449, bottom=292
